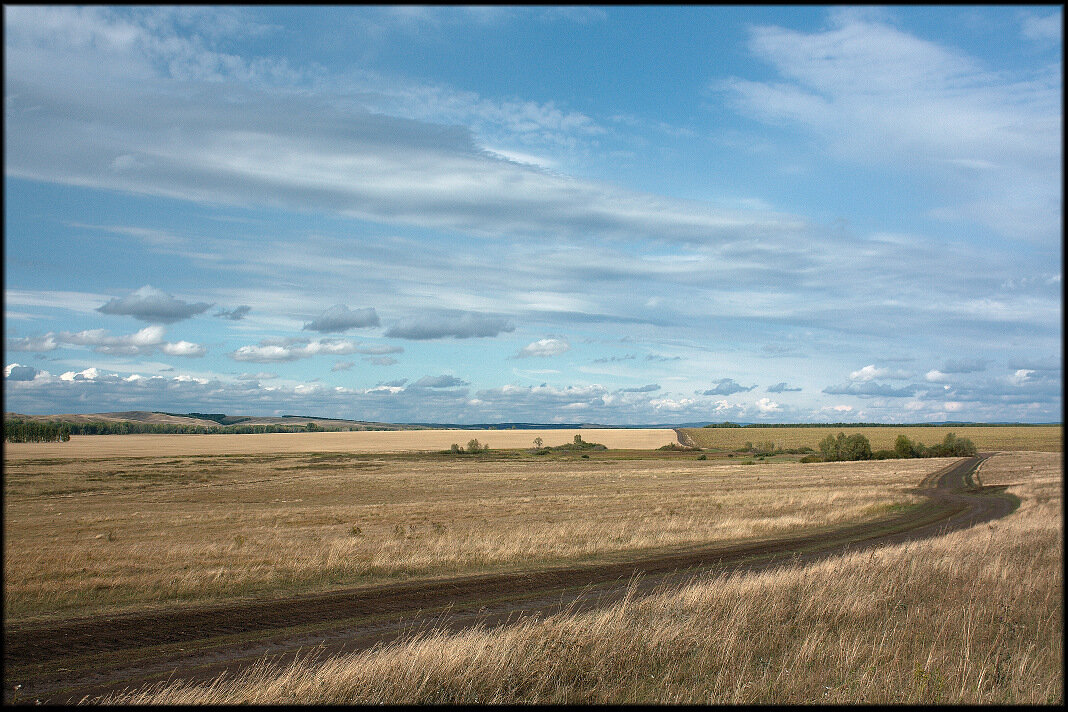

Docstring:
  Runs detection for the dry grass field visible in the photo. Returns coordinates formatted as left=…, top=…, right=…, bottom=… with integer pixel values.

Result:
left=97, top=451, right=1063, bottom=704
left=680, top=425, right=1062, bottom=452
left=2, top=428, right=678, bottom=460
left=6, top=447, right=943, bottom=624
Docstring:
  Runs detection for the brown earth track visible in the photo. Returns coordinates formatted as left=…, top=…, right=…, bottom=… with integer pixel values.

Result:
left=3, top=455, right=1019, bottom=704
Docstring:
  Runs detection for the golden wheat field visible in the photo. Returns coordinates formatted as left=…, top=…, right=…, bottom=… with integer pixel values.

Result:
left=5, top=448, right=948, bottom=623
left=2, top=428, right=678, bottom=460
left=97, top=451, right=1063, bottom=704
left=680, top=425, right=1062, bottom=452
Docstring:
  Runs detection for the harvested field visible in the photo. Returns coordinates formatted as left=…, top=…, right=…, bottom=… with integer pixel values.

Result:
left=5, top=449, right=939, bottom=623
left=91, top=451, right=1062, bottom=705
left=2, top=428, right=678, bottom=460
left=680, top=425, right=1062, bottom=453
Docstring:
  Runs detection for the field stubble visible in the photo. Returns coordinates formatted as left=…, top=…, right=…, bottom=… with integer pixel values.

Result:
left=98, top=451, right=1062, bottom=704
left=6, top=450, right=939, bottom=623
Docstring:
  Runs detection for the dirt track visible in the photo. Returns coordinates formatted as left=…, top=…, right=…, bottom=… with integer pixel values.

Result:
left=3, top=455, right=1018, bottom=704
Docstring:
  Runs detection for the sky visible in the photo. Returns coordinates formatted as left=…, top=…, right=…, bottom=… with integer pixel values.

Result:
left=3, top=5, right=1063, bottom=424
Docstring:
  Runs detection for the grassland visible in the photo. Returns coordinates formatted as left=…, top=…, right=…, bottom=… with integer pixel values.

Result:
left=94, top=450, right=1062, bottom=704
left=6, top=446, right=945, bottom=624
left=680, top=424, right=1062, bottom=453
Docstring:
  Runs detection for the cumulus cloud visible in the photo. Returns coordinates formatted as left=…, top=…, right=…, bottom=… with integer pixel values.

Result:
left=161, top=340, right=207, bottom=357
left=10, top=325, right=206, bottom=357
left=215, top=305, right=252, bottom=320
left=303, top=304, right=380, bottom=333
left=516, top=337, right=571, bottom=358
left=96, top=285, right=212, bottom=323
left=411, top=375, right=469, bottom=389
left=60, top=367, right=101, bottom=381
left=700, top=378, right=757, bottom=396
left=766, top=381, right=801, bottom=393
left=331, top=361, right=355, bottom=371
left=755, top=397, right=781, bottom=413
left=4, top=363, right=38, bottom=381
left=385, top=312, right=515, bottom=340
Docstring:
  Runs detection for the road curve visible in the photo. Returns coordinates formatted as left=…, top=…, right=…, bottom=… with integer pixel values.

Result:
left=4, top=455, right=1019, bottom=704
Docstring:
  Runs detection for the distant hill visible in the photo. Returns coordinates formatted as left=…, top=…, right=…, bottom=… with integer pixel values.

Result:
left=4, top=411, right=427, bottom=432
left=5, top=412, right=1058, bottom=432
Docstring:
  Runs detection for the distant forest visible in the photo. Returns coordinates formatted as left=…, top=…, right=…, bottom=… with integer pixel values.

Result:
left=702, top=421, right=1050, bottom=428
left=3, top=417, right=369, bottom=441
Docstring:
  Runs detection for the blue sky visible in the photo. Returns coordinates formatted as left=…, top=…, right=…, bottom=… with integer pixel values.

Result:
left=4, top=6, right=1062, bottom=424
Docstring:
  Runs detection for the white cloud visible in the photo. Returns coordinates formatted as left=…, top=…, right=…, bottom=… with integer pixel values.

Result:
left=516, top=337, right=571, bottom=358
left=723, top=9, right=1061, bottom=244
left=161, top=340, right=207, bottom=357
left=755, top=397, right=781, bottom=413
left=5, top=6, right=804, bottom=248
left=850, top=365, right=913, bottom=382
left=1020, top=10, right=1062, bottom=43
left=9, top=325, right=206, bottom=358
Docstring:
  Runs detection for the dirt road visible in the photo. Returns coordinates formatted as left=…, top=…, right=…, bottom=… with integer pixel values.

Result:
left=3, top=455, right=1018, bottom=704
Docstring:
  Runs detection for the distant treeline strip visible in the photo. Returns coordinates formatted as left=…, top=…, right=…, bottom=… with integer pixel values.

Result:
left=3, top=418, right=364, bottom=440
left=4, top=419, right=71, bottom=442
left=703, top=421, right=1052, bottom=428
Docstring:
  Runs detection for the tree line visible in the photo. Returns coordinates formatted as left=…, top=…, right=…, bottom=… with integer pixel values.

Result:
left=2, top=418, right=354, bottom=440
left=816, top=431, right=977, bottom=462
left=4, top=419, right=72, bottom=442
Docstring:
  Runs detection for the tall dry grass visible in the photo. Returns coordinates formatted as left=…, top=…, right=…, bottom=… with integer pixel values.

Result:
left=96, top=451, right=1061, bottom=705
left=5, top=453, right=939, bottom=622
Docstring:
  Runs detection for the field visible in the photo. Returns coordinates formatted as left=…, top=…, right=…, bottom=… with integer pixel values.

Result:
left=2, top=428, right=678, bottom=460
left=100, top=451, right=1061, bottom=705
left=3, top=427, right=1062, bottom=703
left=6, top=445, right=938, bottom=623
left=679, top=424, right=1063, bottom=452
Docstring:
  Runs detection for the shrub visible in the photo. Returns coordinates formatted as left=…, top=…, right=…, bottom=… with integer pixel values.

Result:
left=799, top=454, right=821, bottom=463
left=819, top=432, right=872, bottom=461
left=894, top=434, right=925, bottom=458
left=926, top=432, right=977, bottom=458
